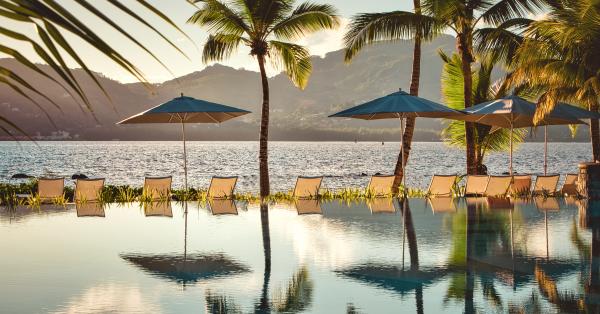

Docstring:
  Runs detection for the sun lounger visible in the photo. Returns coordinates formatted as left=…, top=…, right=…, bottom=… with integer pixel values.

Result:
left=76, top=202, right=105, bottom=217
left=427, top=175, right=457, bottom=197
left=368, top=198, right=397, bottom=214
left=561, top=174, right=579, bottom=196
left=532, top=175, right=560, bottom=196
left=295, top=199, right=322, bottom=215
left=38, top=177, right=65, bottom=203
left=143, top=176, right=172, bottom=200
left=367, top=175, right=395, bottom=197
left=209, top=198, right=238, bottom=215
left=75, top=178, right=105, bottom=203
left=510, top=175, right=532, bottom=196
left=428, top=197, right=456, bottom=213
left=293, top=176, right=323, bottom=199
left=484, top=176, right=512, bottom=197
left=144, top=201, right=173, bottom=217
left=464, top=175, right=489, bottom=196
left=207, top=176, right=238, bottom=199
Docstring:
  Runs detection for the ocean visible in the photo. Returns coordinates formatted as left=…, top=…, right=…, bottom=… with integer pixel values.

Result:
left=0, top=141, right=591, bottom=192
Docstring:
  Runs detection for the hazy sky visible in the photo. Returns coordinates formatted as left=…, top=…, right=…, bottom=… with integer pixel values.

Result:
left=0, top=0, right=414, bottom=83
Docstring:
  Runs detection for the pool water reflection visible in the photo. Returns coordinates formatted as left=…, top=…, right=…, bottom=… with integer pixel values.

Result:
left=1, top=197, right=599, bottom=313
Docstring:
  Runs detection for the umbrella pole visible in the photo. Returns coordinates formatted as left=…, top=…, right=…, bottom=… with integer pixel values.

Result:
left=181, top=120, right=189, bottom=195
left=544, top=125, right=548, bottom=175
left=400, top=115, right=406, bottom=195
left=510, top=121, right=513, bottom=175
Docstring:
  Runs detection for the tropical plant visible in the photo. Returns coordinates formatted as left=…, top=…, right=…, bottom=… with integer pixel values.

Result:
left=440, top=52, right=527, bottom=172
left=508, top=0, right=600, bottom=161
left=344, top=0, right=544, bottom=175
left=0, top=1, right=190, bottom=138
left=187, top=0, right=340, bottom=197
left=343, top=0, right=428, bottom=190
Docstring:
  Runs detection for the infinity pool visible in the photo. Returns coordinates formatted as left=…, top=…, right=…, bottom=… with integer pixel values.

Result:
left=1, top=198, right=599, bottom=313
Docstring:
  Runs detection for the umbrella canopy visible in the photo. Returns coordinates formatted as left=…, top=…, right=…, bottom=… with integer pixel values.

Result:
left=117, top=95, right=250, bottom=124
left=329, top=90, right=463, bottom=119
left=117, top=94, right=250, bottom=192
left=460, top=95, right=588, bottom=175
left=330, top=90, right=464, bottom=191
left=461, top=95, right=585, bottom=128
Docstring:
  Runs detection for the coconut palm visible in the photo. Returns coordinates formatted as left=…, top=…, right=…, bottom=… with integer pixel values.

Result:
left=0, top=0, right=189, bottom=138
left=188, top=0, right=339, bottom=197
left=344, top=0, right=544, bottom=175
left=509, top=0, right=600, bottom=161
left=440, top=52, right=527, bottom=173
left=343, top=0, right=430, bottom=190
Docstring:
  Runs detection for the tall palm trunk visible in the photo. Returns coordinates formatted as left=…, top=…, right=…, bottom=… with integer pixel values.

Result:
left=392, top=0, right=422, bottom=191
left=457, top=32, right=477, bottom=174
left=257, top=54, right=271, bottom=197
left=590, top=101, right=600, bottom=162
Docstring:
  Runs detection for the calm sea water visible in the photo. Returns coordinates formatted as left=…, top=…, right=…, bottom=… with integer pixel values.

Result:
left=0, top=141, right=591, bottom=192
left=1, top=198, right=599, bottom=313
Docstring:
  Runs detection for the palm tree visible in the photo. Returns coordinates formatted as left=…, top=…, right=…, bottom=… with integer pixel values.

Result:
left=188, top=0, right=339, bottom=198
left=343, top=0, right=429, bottom=191
left=440, top=52, right=527, bottom=172
left=344, top=0, right=543, bottom=175
left=0, top=0, right=189, bottom=137
left=509, top=0, right=600, bottom=161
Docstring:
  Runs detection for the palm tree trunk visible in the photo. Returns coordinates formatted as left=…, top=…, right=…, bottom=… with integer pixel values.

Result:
left=457, top=33, right=477, bottom=175
left=257, top=54, right=270, bottom=198
left=590, top=101, right=600, bottom=162
left=392, top=0, right=422, bottom=192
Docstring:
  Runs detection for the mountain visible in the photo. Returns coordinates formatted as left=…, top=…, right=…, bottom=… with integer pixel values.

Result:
left=0, top=35, right=589, bottom=141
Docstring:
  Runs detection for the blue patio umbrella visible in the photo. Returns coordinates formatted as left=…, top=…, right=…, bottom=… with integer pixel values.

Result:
left=461, top=95, right=594, bottom=174
left=330, top=90, right=465, bottom=188
left=117, top=94, right=250, bottom=190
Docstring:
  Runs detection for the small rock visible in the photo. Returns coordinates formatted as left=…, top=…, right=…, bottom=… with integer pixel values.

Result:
left=375, top=172, right=382, bottom=176
left=72, top=173, right=88, bottom=180
left=361, top=172, right=367, bottom=176
left=11, top=173, right=33, bottom=179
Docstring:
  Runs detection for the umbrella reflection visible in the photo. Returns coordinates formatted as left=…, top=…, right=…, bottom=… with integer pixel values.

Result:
left=120, top=252, right=249, bottom=284
left=122, top=202, right=249, bottom=286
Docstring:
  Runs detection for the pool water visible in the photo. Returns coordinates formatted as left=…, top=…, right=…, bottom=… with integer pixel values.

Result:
left=1, top=198, right=600, bottom=313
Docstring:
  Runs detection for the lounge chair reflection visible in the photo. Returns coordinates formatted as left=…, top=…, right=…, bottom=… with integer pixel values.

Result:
left=209, top=199, right=238, bottom=215
left=76, top=202, right=105, bottom=217
left=295, top=199, right=322, bottom=215
left=144, top=201, right=173, bottom=217
left=368, top=198, right=397, bottom=214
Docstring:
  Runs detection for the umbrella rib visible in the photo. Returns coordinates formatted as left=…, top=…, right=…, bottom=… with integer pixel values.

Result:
left=204, top=112, right=220, bottom=123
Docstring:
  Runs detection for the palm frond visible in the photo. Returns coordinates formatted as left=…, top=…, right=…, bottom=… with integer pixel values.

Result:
left=187, top=0, right=250, bottom=35
left=269, top=40, right=312, bottom=89
left=202, top=33, right=246, bottom=63
left=271, top=2, right=340, bottom=40
left=343, top=11, right=441, bottom=62
left=479, top=0, right=545, bottom=25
